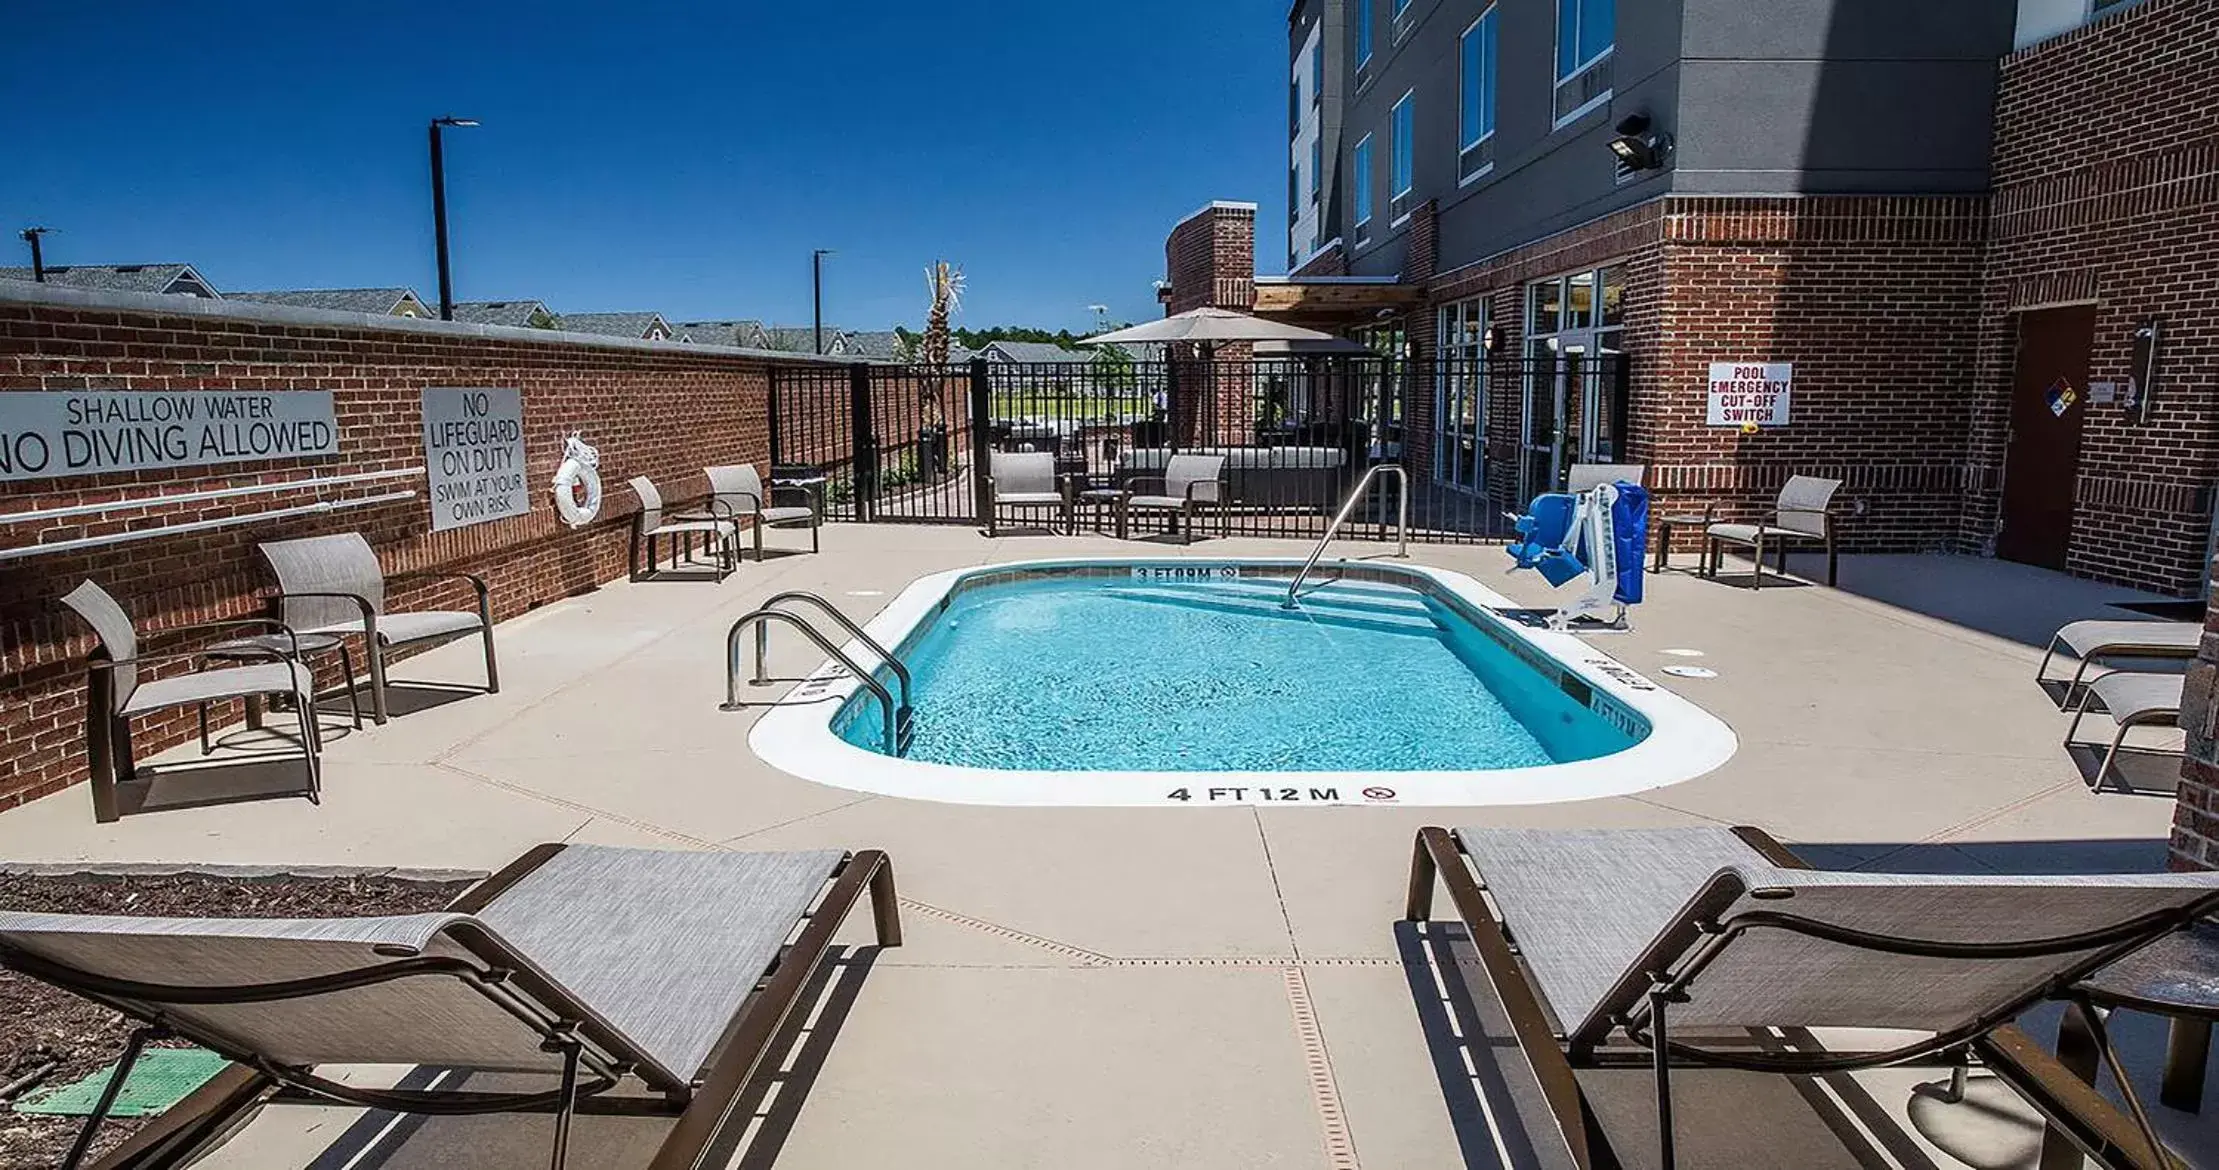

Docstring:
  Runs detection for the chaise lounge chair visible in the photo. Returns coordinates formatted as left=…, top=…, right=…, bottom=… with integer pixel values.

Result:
left=1701, top=475, right=1843, bottom=588
left=0, top=842, right=900, bottom=1170
left=2038, top=619, right=2201, bottom=709
left=2066, top=670, right=2186, bottom=791
left=260, top=532, right=499, bottom=726
left=1404, top=824, right=2218, bottom=1170
left=983, top=451, right=1069, bottom=536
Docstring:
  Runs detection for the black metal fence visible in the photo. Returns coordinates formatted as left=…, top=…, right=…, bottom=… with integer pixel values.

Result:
left=767, top=352, right=1629, bottom=543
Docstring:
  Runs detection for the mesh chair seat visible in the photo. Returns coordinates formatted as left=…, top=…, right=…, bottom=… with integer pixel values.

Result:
left=306, top=609, right=484, bottom=646
left=2053, top=620, right=2201, bottom=659
left=1126, top=494, right=1192, bottom=510
left=122, top=660, right=315, bottom=716
left=759, top=505, right=816, bottom=525
left=1705, top=522, right=1826, bottom=546
left=993, top=492, right=1064, bottom=506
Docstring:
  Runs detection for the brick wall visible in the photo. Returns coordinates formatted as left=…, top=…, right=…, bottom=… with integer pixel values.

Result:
left=1970, top=0, right=2219, bottom=595
left=1164, top=202, right=1259, bottom=315
left=0, top=287, right=833, bottom=809
left=2175, top=558, right=2219, bottom=870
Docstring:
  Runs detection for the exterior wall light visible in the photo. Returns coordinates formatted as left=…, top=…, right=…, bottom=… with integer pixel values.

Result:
left=1608, top=113, right=1669, bottom=172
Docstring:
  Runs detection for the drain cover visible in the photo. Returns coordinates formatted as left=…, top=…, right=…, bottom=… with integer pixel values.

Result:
left=1660, top=665, right=1718, bottom=679
left=14, top=1048, right=230, bottom=1118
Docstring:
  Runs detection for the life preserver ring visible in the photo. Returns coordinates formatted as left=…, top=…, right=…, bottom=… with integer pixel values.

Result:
left=551, top=435, right=603, bottom=527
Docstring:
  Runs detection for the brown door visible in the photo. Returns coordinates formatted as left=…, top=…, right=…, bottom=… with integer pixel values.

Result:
left=1998, top=305, right=2096, bottom=569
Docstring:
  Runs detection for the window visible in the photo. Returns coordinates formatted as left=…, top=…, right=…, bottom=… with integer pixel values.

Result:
left=1519, top=264, right=1629, bottom=501
left=1311, top=42, right=1323, bottom=104
left=1434, top=297, right=1488, bottom=494
left=1458, top=6, right=1497, bottom=181
left=1310, top=138, right=1323, bottom=202
left=1352, top=134, right=1374, bottom=228
left=1355, top=0, right=1374, bottom=66
left=1553, top=0, right=1614, bottom=123
left=1393, top=0, right=1410, bottom=12
left=1391, top=92, right=1414, bottom=200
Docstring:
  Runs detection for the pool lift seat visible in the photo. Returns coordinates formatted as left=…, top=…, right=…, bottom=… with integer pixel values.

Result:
left=723, top=591, right=915, bottom=756
left=1506, top=481, right=1649, bottom=632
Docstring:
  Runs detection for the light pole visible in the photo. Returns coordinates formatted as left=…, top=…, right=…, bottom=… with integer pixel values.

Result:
left=19, top=228, right=51, bottom=282
left=812, top=248, right=834, bottom=354
left=428, top=116, right=479, bottom=320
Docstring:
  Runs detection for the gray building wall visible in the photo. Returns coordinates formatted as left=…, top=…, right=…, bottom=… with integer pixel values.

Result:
left=1322, top=0, right=2017, bottom=280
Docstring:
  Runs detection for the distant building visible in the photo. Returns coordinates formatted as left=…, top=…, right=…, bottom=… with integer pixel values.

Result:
left=976, top=341, right=1094, bottom=366
left=839, top=330, right=905, bottom=360
left=760, top=326, right=848, bottom=356
left=452, top=300, right=560, bottom=330
left=0, top=263, right=219, bottom=298
left=675, top=319, right=771, bottom=348
left=227, top=287, right=430, bottom=317
left=558, top=312, right=675, bottom=341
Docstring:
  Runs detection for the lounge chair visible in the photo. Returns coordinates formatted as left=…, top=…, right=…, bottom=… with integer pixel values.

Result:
left=691, top=463, right=821, bottom=559
left=260, top=532, right=499, bottom=726
left=1121, top=453, right=1227, bottom=544
left=1403, top=824, right=2218, bottom=1170
left=983, top=451, right=1068, bottom=536
left=58, top=580, right=322, bottom=824
left=626, top=475, right=738, bottom=584
left=1702, top=475, right=1843, bottom=588
left=2066, top=670, right=2185, bottom=791
left=1567, top=462, right=1647, bottom=492
left=2038, top=619, right=2201, bottom=708
left=0, top=842, right=901, bottom=1170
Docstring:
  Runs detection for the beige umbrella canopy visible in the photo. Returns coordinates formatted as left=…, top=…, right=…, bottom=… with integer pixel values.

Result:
left=1081, top=306, right=1339, bottom=346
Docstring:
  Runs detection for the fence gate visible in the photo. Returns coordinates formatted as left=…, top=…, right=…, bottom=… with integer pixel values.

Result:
left=769, top=363, right=979, bottom=524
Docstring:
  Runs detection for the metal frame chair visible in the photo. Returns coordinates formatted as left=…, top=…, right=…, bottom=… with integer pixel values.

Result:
left=626, top=476, right=738, bottom=583
left=982, top=451, right=1070, bottom=536
left=2065, top=670, right=2185, bottom=791
left=691, top=463, right=821, bottom=558
left=59, top=580, right=322, bottom=824
left=1119, top=453, right=1227, bottom=544
left=1701, top=475, right=1843, bottom=588
left=259, top=532, right=499, bottom=725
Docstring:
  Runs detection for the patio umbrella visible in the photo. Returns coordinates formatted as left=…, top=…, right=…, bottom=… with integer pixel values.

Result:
left=1080, top=307, right=1340, bottom=346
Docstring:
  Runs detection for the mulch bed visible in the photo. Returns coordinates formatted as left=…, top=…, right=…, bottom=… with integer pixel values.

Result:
left=0, top=870, right=474, bottom=1169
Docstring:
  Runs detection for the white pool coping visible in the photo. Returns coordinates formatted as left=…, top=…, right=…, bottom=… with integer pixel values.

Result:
left=747, top=558, right=1739, bottom=808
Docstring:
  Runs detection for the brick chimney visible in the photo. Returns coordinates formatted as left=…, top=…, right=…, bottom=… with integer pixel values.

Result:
left=1162, top=202, right=1257, bottom=316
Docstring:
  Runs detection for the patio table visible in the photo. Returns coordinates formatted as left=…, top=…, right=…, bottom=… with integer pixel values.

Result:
left=2039, top=920, right=2218, bottom=1167
left=198, top=630, right=362, bottom=739
left=1652, top=511, right=1710, bottom=573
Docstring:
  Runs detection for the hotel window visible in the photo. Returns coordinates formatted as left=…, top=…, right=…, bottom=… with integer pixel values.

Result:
left=1311, top=41, right=1323, bottom=105
left=1434, top=297, right=1488, bottom=494
left=1553, top=0, right=1614, bottom=124
left=1352, top=134, right=1374, bottom=230
left=1310, top=138, right=1323, bottom=203
left=1391, top=92, right=1414, bottom=207
left=1519, top=264, right=1629, bottom=501
left=1355, top=0, right=1374, bottom=68
left=1458, top=6, right=1497, bottom=182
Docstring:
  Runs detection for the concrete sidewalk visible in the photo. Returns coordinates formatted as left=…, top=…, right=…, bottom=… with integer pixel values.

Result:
left=0, top=525, right=2201, bottom=1169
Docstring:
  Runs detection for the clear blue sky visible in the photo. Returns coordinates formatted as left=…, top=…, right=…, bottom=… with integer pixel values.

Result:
left=3, top=1, right=1287, bottom=333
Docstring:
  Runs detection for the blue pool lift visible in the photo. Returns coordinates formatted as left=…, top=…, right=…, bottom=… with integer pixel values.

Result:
left=1506, top=481, right=1649, bottom=630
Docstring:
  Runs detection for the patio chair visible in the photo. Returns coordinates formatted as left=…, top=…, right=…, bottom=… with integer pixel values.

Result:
left=0, top=841, right=901, bottom=1170
left=1121, top=453, right=1227, bottom=544
left=1702, top=474, right=1842, bottom=588
left=59, top=580, right=323, bottom=824
left=1567, top=462, right=1647, bottom=492
left=692, top=463, right=821, bottom=559
left=2038, top=619, right=2201, bottom=708
left=983, top=450, right=1068, bottom=536
left=260, top=533, right=498, bottom=727
left=2065, top=670, right=2185, bottom=791
left=627, top=475, right=738, bottom=584
left=1404, top=824, right=2218, bottom=1170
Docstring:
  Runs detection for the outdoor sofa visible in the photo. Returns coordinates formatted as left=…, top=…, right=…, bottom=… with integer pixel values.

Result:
left=1118, top=445, right=1347, bottom=512
left=260, top=532, right=499, bottom=725
left=1403, top=824, right=2218, bottom=1170
left=0, top=841, right=901, bottom=1170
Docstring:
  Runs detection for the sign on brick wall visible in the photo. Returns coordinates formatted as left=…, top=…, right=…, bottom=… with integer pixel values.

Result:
left=422, top=387, right=528, bottom=532
left=0, top=390, right=338, bottom=481
left=1706, top=362, right=1793, bottom=427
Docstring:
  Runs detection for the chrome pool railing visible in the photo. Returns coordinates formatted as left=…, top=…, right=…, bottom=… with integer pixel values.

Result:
left=723, top=600, right=913, bottom=755
left=1283, top=465, right=1410, bottom=609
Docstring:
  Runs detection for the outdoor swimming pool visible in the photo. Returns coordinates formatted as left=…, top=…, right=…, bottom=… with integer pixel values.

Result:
left=748, top=560, right=1737, bottom=807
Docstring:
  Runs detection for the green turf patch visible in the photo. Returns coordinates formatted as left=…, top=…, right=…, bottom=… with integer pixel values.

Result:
left=13, top=1048, right=230, bottom=1117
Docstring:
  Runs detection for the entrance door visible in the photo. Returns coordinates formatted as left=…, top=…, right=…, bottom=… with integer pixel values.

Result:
left=1521, top=339, right=1567, bottom=502
left=1997, top=305, right=2096, bottom=569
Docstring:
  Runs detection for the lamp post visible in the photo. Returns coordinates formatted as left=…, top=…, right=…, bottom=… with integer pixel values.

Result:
left=812, top=248, right=834, bottom=354
left=19, top=227, right=51, bottom=282
left=428, top=116, right=479, bottom=321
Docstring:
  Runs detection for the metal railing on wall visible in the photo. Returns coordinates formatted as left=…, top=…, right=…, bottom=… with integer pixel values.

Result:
left=0, top=466, right=425, bottom=562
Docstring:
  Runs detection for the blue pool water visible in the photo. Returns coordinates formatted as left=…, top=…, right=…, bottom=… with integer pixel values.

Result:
left=835, top=573, right=1641, bottom=772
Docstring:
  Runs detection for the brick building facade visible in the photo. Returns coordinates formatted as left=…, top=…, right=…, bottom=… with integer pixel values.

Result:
left=0, top=284, right=843, bottom=809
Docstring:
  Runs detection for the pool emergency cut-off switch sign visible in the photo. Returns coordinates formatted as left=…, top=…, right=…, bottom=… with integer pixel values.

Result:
left=1706, top=362, right=1792, bottom=427
left=422, top=387, right=527, bottom=532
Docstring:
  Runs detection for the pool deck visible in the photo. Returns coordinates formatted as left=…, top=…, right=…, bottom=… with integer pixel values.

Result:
left=0, top=523, right=2206, bottom=1169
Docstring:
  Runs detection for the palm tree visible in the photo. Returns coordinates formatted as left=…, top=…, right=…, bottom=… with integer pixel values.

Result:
left=919, top=261, right=964, bottom=428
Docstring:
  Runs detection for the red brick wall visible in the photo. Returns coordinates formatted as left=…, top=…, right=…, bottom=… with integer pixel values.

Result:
left=1969, top=0, right=2219, bottom=596
left=1164, top=203, right=1259, bottom=315
left=0, top=294, right=829, bottom=809
left=2176, top=561, right=2219, bottom=871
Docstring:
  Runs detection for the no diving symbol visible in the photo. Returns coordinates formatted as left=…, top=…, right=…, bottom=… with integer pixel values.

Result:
left=1362, top=786, right=1397, bottom=801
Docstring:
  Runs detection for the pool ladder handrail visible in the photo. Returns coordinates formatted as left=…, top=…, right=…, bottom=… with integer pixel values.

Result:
left=1283, top=464, right=1410, bottom=609
left=723, top=592, right=914, bottom=755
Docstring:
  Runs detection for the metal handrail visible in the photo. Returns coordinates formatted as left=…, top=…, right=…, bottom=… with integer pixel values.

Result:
left=722, top=610, right=911, bottom=755
left=1282, top=464, right=1409, bottom=609
left=748, top=592, right=912, bottom=710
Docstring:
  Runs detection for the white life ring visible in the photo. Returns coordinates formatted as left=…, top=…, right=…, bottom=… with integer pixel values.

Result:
left=551, top=434, right=603, bottom=527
